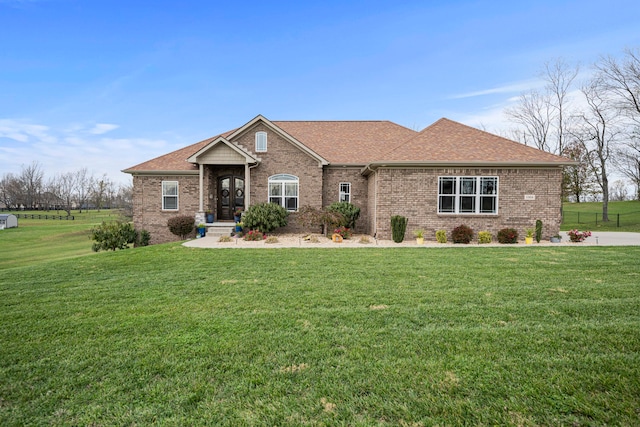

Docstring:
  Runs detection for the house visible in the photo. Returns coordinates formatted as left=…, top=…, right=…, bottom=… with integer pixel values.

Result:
left=123, top=115, right=573, bottom=244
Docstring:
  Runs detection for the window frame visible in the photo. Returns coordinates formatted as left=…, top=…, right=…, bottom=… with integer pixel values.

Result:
left=437, top=176, right=498, bottom=215
left=268, top=174, right=299, bottom=212
left=255, top=131, right=267, bottom=152
left=339, top=182, right=351, bottom=203
left=162, top=180, right=179, bottom=211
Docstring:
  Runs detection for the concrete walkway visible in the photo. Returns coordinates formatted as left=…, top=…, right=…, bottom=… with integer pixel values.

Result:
left=183, top=231, right=640, bottom=249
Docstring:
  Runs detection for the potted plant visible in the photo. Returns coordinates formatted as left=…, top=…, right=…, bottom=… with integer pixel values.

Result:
left=234, top=208, right=243, bottom=222
left=550, top=234, right=562, bottom=243
left=196, top=223, right=206, bottom=238
left=525, top=228, right=534, bottom=245
left=235, top=222, right=243, bottom=232
left=413, top=229, right=425, bottom=245
left=206, top=210, right=214, bottom=223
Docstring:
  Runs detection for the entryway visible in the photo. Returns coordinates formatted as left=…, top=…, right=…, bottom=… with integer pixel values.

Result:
left=217, top=175, right=245, bottom=221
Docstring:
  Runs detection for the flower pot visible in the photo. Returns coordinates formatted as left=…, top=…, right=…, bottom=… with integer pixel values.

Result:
left=332, top=234, right=343, bottom=243
left=197, top=227, right=206, bottom=238
left=206, top=213, right=214, bottom=223
left=235, top=224, right=242, bottom=232
left=525, top=237, right=533, bottom=245
left=416, top=237, right=424, bottom=245
left=550, top=236, right=561, bottom=243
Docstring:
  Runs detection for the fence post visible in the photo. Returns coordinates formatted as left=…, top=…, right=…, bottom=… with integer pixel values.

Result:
left=617, top=213, right=620, bottom=228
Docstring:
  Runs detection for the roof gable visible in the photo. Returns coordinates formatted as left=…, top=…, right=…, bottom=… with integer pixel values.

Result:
left=379, top=118, right=573, bottom=165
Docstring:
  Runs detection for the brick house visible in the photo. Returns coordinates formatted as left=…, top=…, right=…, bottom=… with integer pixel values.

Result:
left=123, top=115, right=573, bottom=244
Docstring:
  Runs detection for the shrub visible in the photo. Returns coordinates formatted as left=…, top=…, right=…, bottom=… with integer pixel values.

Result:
left=452, top=224, right=473, bottom=244
left=435, top=229, right=447, bottom=243
left=359, top=236, right=371, bottom=244
left=167, top=215, right=195, bottom=239
left=136, top=229, right=151, bottom=247
left=478, top=231, right=492, bottom=244
left=497, top=228, right=518, bottom=244
left=242, top=203, right=288, bottom=233
left=296, top=205, right=345, bottom=236
left=218, top=235, right=233, bottom=242
left=391, top=215, right=408, bottom=243
left=327, top=202, right=360, bottom=229
left=90, top=221, right=138, bottom=251
left=333, top=226, right=352, bottom=239
left=567, top=229, right=592, bottom=242
left=243, top=230, right=265, bottom=241
left=535, top=219, right=543, bottom=243
left=265, top=236, right=279, bottom=244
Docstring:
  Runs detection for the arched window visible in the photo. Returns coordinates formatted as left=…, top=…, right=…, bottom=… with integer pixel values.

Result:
left=268, top=174, right=298, bottom=211
left=255, top=131, right=267, bottom=152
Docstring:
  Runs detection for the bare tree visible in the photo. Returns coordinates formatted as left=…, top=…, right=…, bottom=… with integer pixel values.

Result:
left=18, top=161, right=45, bottom=209
left=506, top=90, right=552, bottom=151
left=74, top=168, right=95, bottom=212
left=49, top=172, right=78, bottom=216
left=596, top=48, right=640, bottom=122
left=544, top=59, right=580, bottom=155
left=614, top=127, right=640, bottom=200
left=92, top=175, right=115, bottom=211
left=571, top=78, right=621, bottom=221
left=0, top=173, right=21, bottom=209
left=609, top=179, right=629, bottom=201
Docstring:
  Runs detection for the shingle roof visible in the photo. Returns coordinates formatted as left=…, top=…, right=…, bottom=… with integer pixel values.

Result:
left=123, top=117, right=571, bottom=173
left=272, top=121, right=418, bottom=164
left=380, top=118, right=569, bottom=164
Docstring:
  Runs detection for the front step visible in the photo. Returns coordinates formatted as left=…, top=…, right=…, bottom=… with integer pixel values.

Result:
left=206, top=222, right=235, bottom=238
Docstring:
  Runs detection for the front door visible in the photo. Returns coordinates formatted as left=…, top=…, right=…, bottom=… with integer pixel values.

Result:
left=217, top=175, right=245, bottom=221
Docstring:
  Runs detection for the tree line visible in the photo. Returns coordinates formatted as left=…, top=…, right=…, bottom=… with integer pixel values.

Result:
left=0, top=161, right=132, bottom=216
left=505, top=48, right=640, bottom=221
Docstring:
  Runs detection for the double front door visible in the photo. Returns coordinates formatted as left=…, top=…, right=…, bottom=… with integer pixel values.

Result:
left=217, top=175, right=244, bottom=221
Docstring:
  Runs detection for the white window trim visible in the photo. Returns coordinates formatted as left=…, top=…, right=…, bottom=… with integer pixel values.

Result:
left=268, top=174, right=299, bottom=212
left=339, top=182, right=351, bottom=203
left=255, top=131, right=267, bottom=152
left=162, top=180, right=179, bottom=211
left=437, top=176, right=498, bottom=215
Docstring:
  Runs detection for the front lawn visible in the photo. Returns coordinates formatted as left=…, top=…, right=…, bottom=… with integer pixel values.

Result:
left=1, top=245, right=639, bottom=425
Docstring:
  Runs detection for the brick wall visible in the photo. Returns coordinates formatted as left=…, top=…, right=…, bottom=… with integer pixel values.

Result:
left=373, top=167, right=563, bottom=241
left=322, top=167, right=369, bottom=233
left=132, top=174, right=200, bottom=244
left=235, top=122, right=324, bottom=233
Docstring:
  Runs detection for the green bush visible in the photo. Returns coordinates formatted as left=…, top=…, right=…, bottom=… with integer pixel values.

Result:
left=452, top=224, right=473, bottom=244
left=435, top=229, right=447, bottom=243
left=242, top=203, right=289, bottom=233
left=327, top=202, right=360, bottom=229
left=167, top=215, right=195, bottom=239
left=90, top=221, right=137, bottom=251
left=391, top=215, right=408, bottom=243
left=478, top=231, right=492, bottom=244
left=535, top=219, right=543, bottom=243
left=136, top=229, right=151, bottom=247
left=497, top=228, right=519, bottom=244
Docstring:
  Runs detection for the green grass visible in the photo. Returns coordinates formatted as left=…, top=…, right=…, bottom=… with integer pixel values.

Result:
left=1, top=245, right=639, bottom=425
left=0, top=210, right=121, bottom=269
left=562, top=200, right=640, bottom=232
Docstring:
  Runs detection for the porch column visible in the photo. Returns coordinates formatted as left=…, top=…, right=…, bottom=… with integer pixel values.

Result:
left=199, top=164, right=204, bottom=212
left=245, top=163, right=250, bottom=207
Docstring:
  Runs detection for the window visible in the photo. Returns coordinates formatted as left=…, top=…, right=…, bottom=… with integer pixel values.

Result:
left=339, top=182, right=351, bottom=202
left=268, top=174, right=298, bottom=211
left=162, top=181, right=178, bottom=210
left=438, top=176, right=498, bottom=214
left=255, top=131, right=267, bottom=152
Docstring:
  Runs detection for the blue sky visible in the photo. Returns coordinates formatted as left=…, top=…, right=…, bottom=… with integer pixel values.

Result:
left=1, top=0, right=639, bottom=184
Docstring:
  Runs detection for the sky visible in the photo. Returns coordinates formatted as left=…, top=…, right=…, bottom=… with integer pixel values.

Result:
left=1, top=0, right=639, bottom=185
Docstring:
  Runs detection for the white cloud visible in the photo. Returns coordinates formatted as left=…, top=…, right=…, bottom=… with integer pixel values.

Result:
left=88, top=123, right=119, bottom=135
left=0, top=118, right=174, bottom=185
left=449, top=79, right=545, bottom=100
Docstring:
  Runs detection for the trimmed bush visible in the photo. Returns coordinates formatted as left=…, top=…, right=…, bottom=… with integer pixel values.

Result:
left=136, top=229, right=151, bottom=247
left=91, top=221, right=138, bottom=251
left=478, top=231, right=492, bottom=244
left=435, top=229, right=447, bottom=243
left=452, top=224, right=473, bottom=244
left=535, top=219, right=543, bottom=243
left=391, top=215, right=408, bottom=243
left=497, top=228, right=519, bottom=244
left=242, top=203, right=289, bottom=233
left=167, top=215, right=195, bottom=239
left=327, top=202, right=360, bottom=229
